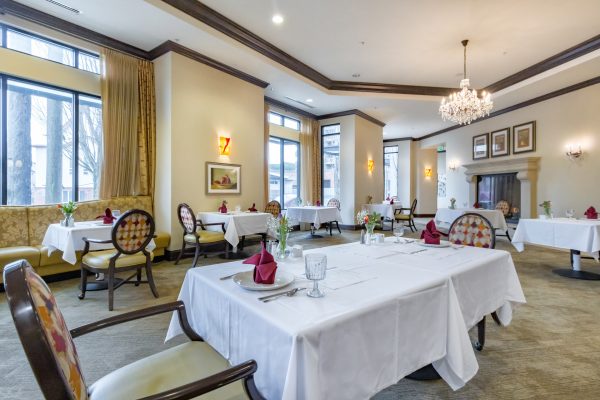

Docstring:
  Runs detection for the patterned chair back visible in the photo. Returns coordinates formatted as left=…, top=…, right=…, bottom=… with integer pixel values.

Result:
left=495, top=200, right=510, bottom=216
left=265, top=200, right=281, bottom=217
left=448, top=213, right=496, bottom=249
left=4, top=260, right=88, bottom=400
left=112, top=209, right=155, bottom=255
left=327, top=198, right=341, bottom=210
left=177, top=203, right=197, bottom=234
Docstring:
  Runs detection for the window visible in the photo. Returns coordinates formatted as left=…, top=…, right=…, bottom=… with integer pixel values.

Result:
left=1, top=24, right=100, bottom=74
left=384, top=146, right=399, bottom=199
left=321, top=124, right=340, bottom=205
left=1, top=75, right=103, bottom=205
left=268, top=111, right=300, bottom=131
left=268, top=137, right=300, bottom=208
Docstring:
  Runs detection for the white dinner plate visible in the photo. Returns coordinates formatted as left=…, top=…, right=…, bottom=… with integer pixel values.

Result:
left=233, top=270, right=294, bottom=291
left=416, top=239, right=451, bottom=248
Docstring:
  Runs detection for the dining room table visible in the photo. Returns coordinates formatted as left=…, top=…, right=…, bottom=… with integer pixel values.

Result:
left=285, top=206, right=342, bottom=238
left=512, top=217, right=600, bottom=280
left=166, top=238, right=525, bottom=399
left=362, top=202, right=403, bottom=220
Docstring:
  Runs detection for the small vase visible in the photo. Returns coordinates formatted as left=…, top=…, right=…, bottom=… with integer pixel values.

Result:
left=62, top=213, right=74, bottom=227
left=276, top=233, right=290, bottom=260
left=365, top=225, right=375, bottom=246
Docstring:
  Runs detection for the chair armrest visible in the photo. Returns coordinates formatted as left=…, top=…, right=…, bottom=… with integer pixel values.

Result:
left=70, top=301, right=202, bottom=341
left=197, top=222, right=226, bottom=233
left=82, top=237, right=112, bottom=244
left=139, top=360, right=264, bottom=400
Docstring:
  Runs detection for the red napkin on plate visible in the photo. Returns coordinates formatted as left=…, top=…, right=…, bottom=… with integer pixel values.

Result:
left=248, top=203, right=257, bottom=212
left=218, top=201, right=228, bottom=213
left=96, top=208, right=116, bottom=224
left=420, top=220, right=441, bottom=245
left=584, top=206, right=598, bottom=219
left=316, top=200, right=321, bottom=206
left=243, top=243, right=278, bottom=284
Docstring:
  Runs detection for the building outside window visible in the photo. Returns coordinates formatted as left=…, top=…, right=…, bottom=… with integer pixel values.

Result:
left=321, top=124, right=340, bottom=205
left=268, top=137, right=300, bottom=208
left=384, top=145, right=398, bottom=199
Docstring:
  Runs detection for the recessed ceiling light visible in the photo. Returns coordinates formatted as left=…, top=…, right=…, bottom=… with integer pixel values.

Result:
left=306, top=98, right=313, bottom=103
left=272, top=14, right=284, bottom=24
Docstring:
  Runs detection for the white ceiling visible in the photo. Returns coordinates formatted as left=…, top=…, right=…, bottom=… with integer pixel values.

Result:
left=11, top=0, right=600, bottom=138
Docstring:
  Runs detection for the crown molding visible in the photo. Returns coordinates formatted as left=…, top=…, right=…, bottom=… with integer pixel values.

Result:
left=328, top=81, right=455, bottom=96
left=150, top=41, right=269, bottom=88
left=0, top=0, right=149, bottom=59
left=317, top=109, right=386, bottom=127
left=264, top=96, right=317, bottom=119
left=383, top=137, right=415, bottom=143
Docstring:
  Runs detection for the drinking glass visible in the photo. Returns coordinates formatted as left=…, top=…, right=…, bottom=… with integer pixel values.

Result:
left=566, top=209, right=575, bottom=219
left=305, top=253, right=327, bottom=298
left=112, top=210, right=121, bottom=218
left=393, top=226, right=405, bottom=243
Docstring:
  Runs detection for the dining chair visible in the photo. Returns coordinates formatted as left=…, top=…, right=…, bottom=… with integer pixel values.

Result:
left=325, top=198, right=342, bottom=235
left=393, top=198, right=418, bottom=232
left=175, top=203, right=229, bottom=268
left=495, top=200, right=513, bottom=241
left=4, top=260, right=265, bottom=400
left=78, top=209, right=158, bottom=311
left=448, top=212, right=500, bottom=351
left=265, top=200, right=281, bottom=217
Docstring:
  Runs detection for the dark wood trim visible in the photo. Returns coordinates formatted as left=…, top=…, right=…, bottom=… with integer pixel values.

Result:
left=414, top=213, right=435, bottom=218
left=329, top=81, right=455, bottom=96
left=264, top=96, right=317, bottom=118
left=0, top=0, right=149, bottom=59
left=317, top=109, right=386, bottom=127
left=149, top=40, right=269, bottom=88
left=483, top=34, right=600, bottom=94
left=384, top=137, right=415, bottom=143
left=418, top=76, right=600, bottom=141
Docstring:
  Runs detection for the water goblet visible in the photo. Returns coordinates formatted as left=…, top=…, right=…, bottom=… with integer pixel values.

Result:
left=305, top=253, right=327, bottom=298
left=393, top=226, right=405, bottom=243
left=566, top=209, right=575, bottom=219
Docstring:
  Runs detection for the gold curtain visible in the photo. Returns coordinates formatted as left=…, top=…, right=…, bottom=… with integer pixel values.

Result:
left=263, top=103, right=270, bottom=206
left=300, top=116, right=321, bottom=203
left=99, top=48, right=156, bottom=200
left=311, top=118, right=321, bottom=202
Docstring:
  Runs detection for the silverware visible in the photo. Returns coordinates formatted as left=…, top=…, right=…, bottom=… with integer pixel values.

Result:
left=259, top=287, right=305, bottom=302
left=220, top=271, right=244, bottom=280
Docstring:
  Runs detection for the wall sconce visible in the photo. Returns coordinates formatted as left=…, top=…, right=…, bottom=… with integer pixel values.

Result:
left=566, top=144, right=582, bottom=160
left=424, top=168, right=432, bottom=178
left=367, top=159, right=374, bottom=173
left=448, top=161, right=458, bottom=171
left=219, top=136, right=231, bottom=156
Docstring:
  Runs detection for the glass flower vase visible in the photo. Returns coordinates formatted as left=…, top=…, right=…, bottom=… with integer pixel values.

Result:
left=276, top=233, right=290, bottom=260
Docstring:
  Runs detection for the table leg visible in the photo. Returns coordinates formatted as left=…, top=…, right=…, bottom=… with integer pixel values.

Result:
left=553, top=249, right=600, bottom=280
left=219, top=244, right=250, bottom=260
left=406, top=364, right=441, bottom=380
left=304, top=225, right=323, bottom=239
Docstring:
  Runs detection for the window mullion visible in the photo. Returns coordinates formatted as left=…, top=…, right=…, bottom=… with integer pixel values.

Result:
left=73, top=93, right=79, bottom=201
left=1, top=75, right=7, bottom=205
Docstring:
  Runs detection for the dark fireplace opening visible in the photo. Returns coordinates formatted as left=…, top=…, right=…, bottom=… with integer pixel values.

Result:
left=477, top=173, right=521, bottom=223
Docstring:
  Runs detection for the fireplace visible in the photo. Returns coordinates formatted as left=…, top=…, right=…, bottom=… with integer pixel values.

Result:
left=477, top=173, right=521, bottom=223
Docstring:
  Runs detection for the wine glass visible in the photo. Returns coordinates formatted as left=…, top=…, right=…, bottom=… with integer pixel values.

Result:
left=566, top=209, right=575, bottom=219
left=393, top=225, right=405, bottom=243
left=305, top=253, right=327, bottom=298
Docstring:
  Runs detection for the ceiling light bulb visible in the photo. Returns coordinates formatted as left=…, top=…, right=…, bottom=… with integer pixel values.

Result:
left=306, top=98, right=313, bottom=103
left=272, top=14, right=284, bottom=24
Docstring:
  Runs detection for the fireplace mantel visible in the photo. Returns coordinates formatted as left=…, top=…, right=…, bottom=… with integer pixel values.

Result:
left=463, top=157, right=540, bottom=218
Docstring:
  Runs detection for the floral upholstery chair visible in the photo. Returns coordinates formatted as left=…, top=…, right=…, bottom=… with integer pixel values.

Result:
left=324, top=198, right=342, bottom=235
left=448, top=212, right=499, bottom=351
left=265, top=200, right=281, bottom=217
left=175, top=203, right=229, bottom=268
left=79, top=209, right=158, bottom=311
left=495, top=200, right=510, bottom=216
left=4, top=260, right=264, bottom=400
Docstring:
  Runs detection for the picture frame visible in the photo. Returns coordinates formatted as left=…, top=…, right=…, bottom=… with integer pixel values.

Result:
left=512, top=121, right=536, bottom=154
left=491, top=128, right=510, bottom=157
left=472, top=133, right=489, bottom=160
left=206, top=162, right=241, bottom=194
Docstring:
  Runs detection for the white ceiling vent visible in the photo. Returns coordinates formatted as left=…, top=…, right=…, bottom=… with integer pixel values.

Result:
left=44, top=0, right=81, bottom=14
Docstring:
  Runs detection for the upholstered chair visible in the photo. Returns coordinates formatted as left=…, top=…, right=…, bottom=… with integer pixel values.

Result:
left=79, top=209, right=158, bottom=311
left=325, top=198, right=342, bottom=235
left=4, top=260, right=264, bottom=400
left=393, top=198, right=418, bottom=232
left=176, top=203, right=229, bottom=268
left=448, top=212, right=500, bottom=350
left=264, top=200, right=281, bottom=217
left=495, top=200, right=510, bottom=216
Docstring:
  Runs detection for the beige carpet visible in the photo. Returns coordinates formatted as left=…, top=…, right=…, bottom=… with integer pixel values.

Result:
left=2, top=226, right=600, bottom=399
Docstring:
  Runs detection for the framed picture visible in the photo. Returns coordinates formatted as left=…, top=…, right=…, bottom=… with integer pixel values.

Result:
left=206, top=162, right=241, bottom=194
left=491, top=128, right=510, bottom=157
left=472, top=133, right=489, bottom=160
left=513, top=121, right=536, bottom=154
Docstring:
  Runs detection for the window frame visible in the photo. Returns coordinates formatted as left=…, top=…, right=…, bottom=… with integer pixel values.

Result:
left=268, top=111, right=301, bottom=131
left=0, top=73, right=102, bottom=205
left=320, top=123, right=341, bottom=203
left=268, top=135, right=301, bottom=209
left=0, top=23, right=100, bottom=74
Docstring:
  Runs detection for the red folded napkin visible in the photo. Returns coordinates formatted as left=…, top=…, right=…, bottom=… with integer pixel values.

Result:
left=218, top=201, right=228, bottom=213
left=584, top=206, right=598, bottom=219
left=473, top=201, right=480, bottom=208
left=96, top=208, right=116, bottom=224
left=243, top=243, right=277, bottom=284
left=386, top=195, right=390, bottom=201
left=390, top=198, right=394, bottom=205
left=248, top=203, right=257, bottom=212
left=316, top=200, right=321, bottom=206
left=420, top=220, right=441, bottom=245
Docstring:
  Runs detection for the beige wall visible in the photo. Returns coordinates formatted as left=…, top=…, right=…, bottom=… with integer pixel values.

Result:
left=419, top=84, right=600, bottom=217
left=154, top=52, right=265, bottom=250
left=413, top=147, right=438, bottom=214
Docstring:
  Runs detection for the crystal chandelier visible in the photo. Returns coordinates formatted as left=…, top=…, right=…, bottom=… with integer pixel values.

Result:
left=439, top=40, right=493, bottom=125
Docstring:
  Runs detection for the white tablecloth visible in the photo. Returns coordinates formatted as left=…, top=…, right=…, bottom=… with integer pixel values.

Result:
left=197, top=212, right=270, bottom=249
left=512, top=218, right=600, bottom=257
left=285, top=206, right=342, bottom=229
left=42, top=221, right=156, bottom=265
left=435, top=208, right=508, bottom=231
left=166, top=239, right=525, bottom=399
left=362, top=203, right=403, bottom=220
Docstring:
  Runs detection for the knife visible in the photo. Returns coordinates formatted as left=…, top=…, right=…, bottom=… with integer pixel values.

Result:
left=258, top=287, right=304, bottom=301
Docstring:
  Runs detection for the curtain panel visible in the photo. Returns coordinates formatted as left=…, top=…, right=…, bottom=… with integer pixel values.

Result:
left=299, top=116, right=321, bottom=203
left=263, top=103, right=270, bottom=206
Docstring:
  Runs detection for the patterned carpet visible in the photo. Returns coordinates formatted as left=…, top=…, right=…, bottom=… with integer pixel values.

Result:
left=1, top=224, right=600, bottom=399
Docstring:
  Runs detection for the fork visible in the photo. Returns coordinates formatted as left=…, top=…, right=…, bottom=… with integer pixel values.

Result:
left=261, top=288, right=306, bottom=302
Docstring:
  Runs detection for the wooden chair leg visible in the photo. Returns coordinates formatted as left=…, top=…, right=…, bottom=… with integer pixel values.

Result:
left=135, top=267, right=142, bottom=286
left=240, top=235, right=246, bottom=250
left=145, top=261, right=159, bottom=298
left=336, top=221, right=341, bottom=234
left=329, top=222, right=333, bottom=236
left=491, top=311, right=501, bottom=326
left=261, top=233, right=267, bottom=245
left=175, top=239, right=186, bottom=265
left=108, top=268, right=115, bottom=311
left=191, top=243, right=201, bottom=268
left=474, top=316, right=486, bottom=351
left=78, top=267, right=88, bottom=300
